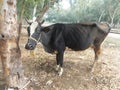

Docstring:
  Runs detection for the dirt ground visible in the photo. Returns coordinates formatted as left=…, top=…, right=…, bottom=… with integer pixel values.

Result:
left=19, top=29, right=120, bottom=90
left=0, top=29, right=120, bottom=90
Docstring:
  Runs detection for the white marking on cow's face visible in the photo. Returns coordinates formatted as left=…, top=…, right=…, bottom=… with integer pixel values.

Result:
left=30, top=21, right=38, bottom=36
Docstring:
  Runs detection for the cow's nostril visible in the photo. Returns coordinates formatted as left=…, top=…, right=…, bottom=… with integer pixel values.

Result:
left=1, top=34, right=5, bottom=38
left=28, top=43, right=33, bottom=48
left=0, top=34, right=5, bottom=39
left=30, top=45, right=33, bottom=48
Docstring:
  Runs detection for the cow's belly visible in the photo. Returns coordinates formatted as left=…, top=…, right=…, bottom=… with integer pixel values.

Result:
left=64, top=31, right=94, bottom=51
left=66, top=42, right=92, bottom=51
left=65, top=37, right=93, bottom=51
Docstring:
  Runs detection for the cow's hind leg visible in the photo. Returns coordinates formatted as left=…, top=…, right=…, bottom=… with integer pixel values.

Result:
left=91, top=45, right=101, bottom=72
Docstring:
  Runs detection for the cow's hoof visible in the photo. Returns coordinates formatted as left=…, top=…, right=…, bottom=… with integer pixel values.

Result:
left=58, top=71, right=63, bottom=76
left=58, top=68, right=63, bottom=76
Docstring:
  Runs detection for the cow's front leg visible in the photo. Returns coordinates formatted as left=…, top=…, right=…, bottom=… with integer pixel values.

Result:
left=56, top=51, right=64, bottom=76
left=56, top=54, right=60, bottom=71
left=58, top=67, right=63, bottom=76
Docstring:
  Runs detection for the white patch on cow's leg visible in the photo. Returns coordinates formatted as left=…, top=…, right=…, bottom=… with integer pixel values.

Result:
left=58, top=67, right=63, bottom=76
left=56, top=65, right=60, bottom=71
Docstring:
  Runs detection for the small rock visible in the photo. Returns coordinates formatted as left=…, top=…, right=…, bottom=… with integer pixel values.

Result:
left=46, top=80, right=53, bottom=86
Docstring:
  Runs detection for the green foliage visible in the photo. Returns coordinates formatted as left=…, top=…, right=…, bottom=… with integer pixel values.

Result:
left=17, top=0, right=50, bottom=20
left=17, top=0, right=36, bottom=19
left=45, top=0, right=120, bottom=24
left=17, top=0, right=120, bottom=24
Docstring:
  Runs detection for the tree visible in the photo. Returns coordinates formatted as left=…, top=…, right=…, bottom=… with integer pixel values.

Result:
left=45, top=0, right=120, bottom=25
left=17, top=0, right=59, bottom=21
left=0, top=0, right=28, bottom=89
left=102, top=0, right=120, bottom=26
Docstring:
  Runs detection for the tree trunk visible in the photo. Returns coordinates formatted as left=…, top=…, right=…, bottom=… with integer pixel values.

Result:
left=36, top=0, right=56, bottom=21
left=36, top=4, right=49, bottom=21
left=32, top=3, right=37, bottom=21
left=109, top=7, right=118, bottom=27
left=0, top=0, right=28, bottom=89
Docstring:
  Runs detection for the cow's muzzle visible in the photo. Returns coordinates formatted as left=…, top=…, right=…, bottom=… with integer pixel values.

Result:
left=25, top=43, right=35, bottom=50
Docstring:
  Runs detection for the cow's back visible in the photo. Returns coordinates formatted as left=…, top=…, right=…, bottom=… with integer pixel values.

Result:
left=61, top=23, right=110, bottom=50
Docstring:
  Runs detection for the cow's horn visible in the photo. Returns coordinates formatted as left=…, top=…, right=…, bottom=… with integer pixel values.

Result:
left=40, top=20, right=45, bottom=24
left=25, top=17, right=32, bottom=25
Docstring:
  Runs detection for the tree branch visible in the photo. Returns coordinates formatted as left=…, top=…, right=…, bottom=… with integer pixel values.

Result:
left=36, top=0, right=57, bottom=22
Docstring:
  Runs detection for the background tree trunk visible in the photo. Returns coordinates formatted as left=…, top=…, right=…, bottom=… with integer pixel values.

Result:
left=98, top=10, right=105, bottom=22
left=0, top=0, right=27, bottom=89
left=36, top=0, right=56, bottom=21
left=32, top=2, right=37, bottom=21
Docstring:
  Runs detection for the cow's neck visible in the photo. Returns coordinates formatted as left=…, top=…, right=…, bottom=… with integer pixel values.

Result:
left=40, top=29, right=55, bottom=53
left=40, top=29, right=53, bottom=46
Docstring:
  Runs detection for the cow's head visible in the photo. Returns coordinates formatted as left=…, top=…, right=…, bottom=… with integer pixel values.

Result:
left=25, top=19, right=44, bottom=50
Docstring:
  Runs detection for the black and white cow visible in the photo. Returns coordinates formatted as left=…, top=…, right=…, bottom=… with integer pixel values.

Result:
left=25, top=20, right=110, bottom=76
